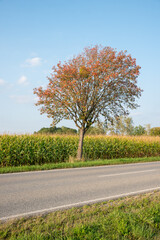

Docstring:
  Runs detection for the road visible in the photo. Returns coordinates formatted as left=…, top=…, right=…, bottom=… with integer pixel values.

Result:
left=0, top=161, right=160, bottom=221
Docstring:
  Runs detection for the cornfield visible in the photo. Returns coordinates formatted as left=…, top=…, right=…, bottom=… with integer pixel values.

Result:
left=0, top=134, right=160, bottom=167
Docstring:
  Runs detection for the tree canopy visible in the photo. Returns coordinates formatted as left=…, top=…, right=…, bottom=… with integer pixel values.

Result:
left=34, top=126, right=77, bottom=135
left=34, top=45, right=142, bottom=159
left=150, top=127, right=160, bottom=136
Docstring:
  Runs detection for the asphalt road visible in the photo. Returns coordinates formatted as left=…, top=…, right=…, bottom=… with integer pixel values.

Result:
left=0, top=161, right=160, bottom=221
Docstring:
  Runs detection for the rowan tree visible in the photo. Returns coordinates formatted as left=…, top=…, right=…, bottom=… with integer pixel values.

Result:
left=34, top=45, right=142, bottom=159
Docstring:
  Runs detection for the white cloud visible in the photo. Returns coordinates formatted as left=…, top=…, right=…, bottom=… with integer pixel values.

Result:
left=0, top=78, right=6, bottom=86
left=10, top=95, right=34, bottom=104
left=18, top=75, right=28, bottom=85
left=25, top=57, right=42, bottom=67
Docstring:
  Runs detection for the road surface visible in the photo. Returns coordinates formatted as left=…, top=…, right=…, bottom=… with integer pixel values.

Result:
left=0, top=161, right=160, bottom=221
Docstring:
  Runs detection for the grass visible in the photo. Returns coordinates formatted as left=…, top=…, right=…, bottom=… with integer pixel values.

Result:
left=0, top=156, right=160, bottom=174
left=0, top=191, right=160, bottom=239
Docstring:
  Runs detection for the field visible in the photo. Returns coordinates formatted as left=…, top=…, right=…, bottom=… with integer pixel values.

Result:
left=0, top=135, right=160, bottom=167
left=1, top=135, right=160, bottom=239
left=0, top=191, right=160, bottom=240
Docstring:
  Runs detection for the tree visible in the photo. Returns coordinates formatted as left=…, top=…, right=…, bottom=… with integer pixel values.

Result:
left=34, top=45, right=142, bottom=160
left=150, top=127, right=160, bottom=136
left=145, top=124, right=151, bottom=135
left=132, top=125, right=146, bottom=136
left=85, top=121, right=106, bottom=135
left=106, top=116, right=134, bottom=135
left=34, top=126, right=77, bottom=135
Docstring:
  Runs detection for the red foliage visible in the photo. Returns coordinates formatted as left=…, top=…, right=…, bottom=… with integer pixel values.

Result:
left=34, top=45, right=142, bottom=132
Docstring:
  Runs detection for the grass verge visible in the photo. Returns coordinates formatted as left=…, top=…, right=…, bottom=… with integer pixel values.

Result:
left=0, top=191, right=160, bottom=239
left=0, top=156, right=160, bottom=174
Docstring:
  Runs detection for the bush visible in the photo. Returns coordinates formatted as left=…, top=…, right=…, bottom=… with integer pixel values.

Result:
left=0, top=135, right=160, bottom=167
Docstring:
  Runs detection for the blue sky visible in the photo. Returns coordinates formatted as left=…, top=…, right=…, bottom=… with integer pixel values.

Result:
left=0, top=0, right=160, bottom=134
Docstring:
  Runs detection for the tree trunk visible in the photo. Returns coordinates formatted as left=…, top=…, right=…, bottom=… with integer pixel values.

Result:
left=77, top=128, right=85, bottom=160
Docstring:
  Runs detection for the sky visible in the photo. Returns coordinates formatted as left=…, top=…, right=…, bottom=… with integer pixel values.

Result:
left=0, top=0, right=160, bottom=134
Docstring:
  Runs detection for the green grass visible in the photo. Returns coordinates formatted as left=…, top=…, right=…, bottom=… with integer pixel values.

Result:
left=0, top=191, right=160, bottom=240
left=0, top=156, right=160, bottom=174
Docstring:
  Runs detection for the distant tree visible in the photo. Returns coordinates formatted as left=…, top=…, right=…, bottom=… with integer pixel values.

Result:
left=150, top=127, right=160, bottom=137
left=61, top=126, right=77, bottom=134
left=106, top=116, right=134, bottom=135
left=85, top=121, right=106, bottom=135
left=35, top=126, right=77, bottom=135
left=34, top=45, right=142, bottom=160
left=145, top=124, right=151, bottom=135
left=132, top=125, right=146, bottom=136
